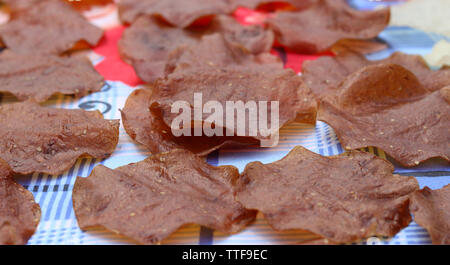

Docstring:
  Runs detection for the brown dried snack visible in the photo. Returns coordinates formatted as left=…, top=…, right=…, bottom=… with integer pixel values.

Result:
left=118, top=16, right=206, bottom=83
left=121, top=89, right=258, bottom=156
left=302, top=50, right=450, bottom=99
left=165, top=33, right=282, bottom=76
left=236, top=146, right=419, bottom=244
left=210, top=15, right=274, bottom=55
left=0, top=101, right=119, bottom=175
left=410, top=185, right=450, bottom=245
left=0, top=159, right=41, bottom=245
left=1, top=0, right=39, bottom=11
left=0, top=0, right=103, bottom=55
left=318, top=64, right=450, bottom=167
left=266, top=0, right=390, bottom=54
left=119, top=15, right=276, bottom=83
left=118, top=0, right=231, bottom=27
left=0, top=51, right=104, bottom=102
left=72, top=149, right=257, bottom=244
left=151, top=65, right=317, bottom=142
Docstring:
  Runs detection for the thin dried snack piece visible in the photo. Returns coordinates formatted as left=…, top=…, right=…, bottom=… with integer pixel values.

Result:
left=121, top=89, right=258, bottom=156
left=410, top=185, right=450, bottom=245
left=118, top=16, right=206, bottom=83
left=73, top=149, right=257, bottom=244
left=0, top=51, right=104, bottom=102
left=0, top=101, right=119, bottom=175
left=302, top=50, right=450, bottom=99
left=318, top=64, right=450, bottom=167
left=0, top=159, right=41, bottom=245
left=165, top=33, right=282, bottom=76
left=0, top=0, right=103, bottom=55
left=118, top=0, right=230, bottom=27
left=119, top=15, right=276, bottom=83
left=236, top=146, right=419, bottom=244
left=1, top=0, right=39, bottom=11
left=151, top=65, right=317, bottom=141
left=266, top=0, right=389, bottom=54
left=210, top=15, right=274, bottom=55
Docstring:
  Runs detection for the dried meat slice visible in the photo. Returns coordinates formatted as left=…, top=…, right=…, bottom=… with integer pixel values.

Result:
left=1, top=0, right=39, bottom=11
left=118, top=16, right=206, bottom=83
left=302, top=50, right=450, bottom=99
left=121, top=89, right=258, bottom=156
left=0, top=0, right=103, bottom=55
left=0, top=51, right=104, bottom=102
left=236, top=146, right=419, bottom=244
left=119, top=15, right=276, bottom=83
left=0, top=101, right=119, bottom=175
left=164, top=33, right=282, bottom=76
left=318, top=64, right=450, bottom=167
left=410, top=185, right=450, bottom=245
left=266, top=0, right=390, bottom=54
left=72, top=149, right=257, bottom=244
left=151, top=65, right=317, bottom=142
left=0, top=159, right=40, bottom=245
left=210, top=15, right=275, bottom=55
left=118, top=0, right=231, bottom=27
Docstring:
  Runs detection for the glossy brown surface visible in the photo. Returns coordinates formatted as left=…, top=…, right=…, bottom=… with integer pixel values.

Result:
left=0, top=0, right=103, bottom=55
left=236, top=146, right=419, bottom=244
left=410, top=185, right=450, bottom=245
left=73, top=149, right=257, bottom=244
left=151, top=65, right=317, bottom=141
left=0, top=51, right=104, bottom=102
left=302, top=50, right=450, bottom=99
left=267, top=0, right=389, bottom=54
left=318, top=64, right=450, bottom=167
left=118, top=0, right=231, bottom=27
left=0, top=102, right=119, bottom=175
left=0, top=159, right=40, bottom=245
left=121, top=89, right=258, bottom=156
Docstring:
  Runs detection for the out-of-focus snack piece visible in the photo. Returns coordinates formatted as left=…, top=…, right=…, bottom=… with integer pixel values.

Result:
left=410, top=185, right=450, bottom=245
left=121, top=89, right=259, bottom=156
left=165, top=33, right=281, bottom=76
left=0, top=102, right=119, bottom=175
left=424, top=40, right=450, bottom=68
left=390, top=0, right=450, bottom=38
left=151, top=65, right=317, bottom=143
left=119, top=15, right=276, bottom=83
left=118, top=16, right=206, bottom=83
left=236, top=146, right=419, bottom=244
left=72, top=149, right=257, bottom=244
left=318, top=64, right=450, bottom=167
left=0, top=51, right=104, bottom=102
left=266, top=0, right=389, bottom=54
left=210, top=15, right=274, bottom=55
left=118, top=0, right=231, bottom=27
left=0, top=0, right=103, bottom=55
left=0, top=159, right=41, bottom=245
left=302, top=50, right=450, bottom=99
left=332, top=39, right=388, bottom=55
left=1, top=0, right=39, bottom=11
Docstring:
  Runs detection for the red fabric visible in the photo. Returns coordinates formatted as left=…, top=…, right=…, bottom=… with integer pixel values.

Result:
left=93, top=26, right=143, bottom=86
